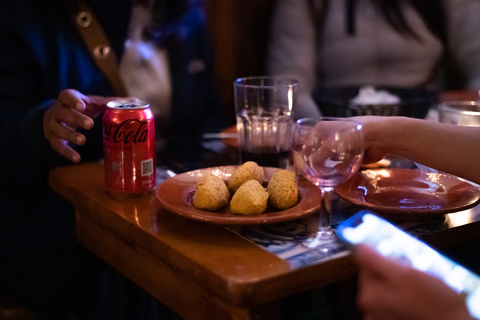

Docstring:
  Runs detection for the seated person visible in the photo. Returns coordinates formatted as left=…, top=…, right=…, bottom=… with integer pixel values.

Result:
left=0, top=0, right=225, bottom=318
left=266, top=0, right=480, bottom=119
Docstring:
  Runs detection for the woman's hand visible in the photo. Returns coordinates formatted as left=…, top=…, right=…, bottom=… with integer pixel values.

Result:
left=355, top=245, right=474, bottom=320
left=348, top=116, right=391, bottom=164
left=43, top=89, right=116, bottom=163
left=304, top=120, right=364, bottom=173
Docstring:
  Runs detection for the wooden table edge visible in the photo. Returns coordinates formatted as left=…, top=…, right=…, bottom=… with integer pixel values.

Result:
left=48, top=162, right=358, bottom=309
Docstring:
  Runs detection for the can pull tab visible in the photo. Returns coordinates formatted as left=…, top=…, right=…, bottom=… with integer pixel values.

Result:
left=106, top=100, right=150, bottom=110
left=119, top=103, right=137, bottom=109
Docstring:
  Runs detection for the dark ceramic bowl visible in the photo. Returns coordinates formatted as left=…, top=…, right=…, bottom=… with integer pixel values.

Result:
left=313, top=86, right=438, bottom=119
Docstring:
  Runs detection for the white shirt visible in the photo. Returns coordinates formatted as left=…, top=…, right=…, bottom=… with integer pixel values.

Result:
left=267, top=0, right=480, bottom=118
left=119, top=3, right=172, bottom=133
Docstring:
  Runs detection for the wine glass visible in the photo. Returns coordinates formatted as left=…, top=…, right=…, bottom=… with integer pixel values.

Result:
left=291, top=117, right=364, bottom=250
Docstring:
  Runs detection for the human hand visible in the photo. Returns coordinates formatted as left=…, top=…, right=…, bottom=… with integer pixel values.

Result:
left=301, top=120, right=364, bottom=175
left=43, top=89, right=119, bottom=163
left=354, top=245, right=474, bottom=320
left=347, top=116, right=391, bottom=165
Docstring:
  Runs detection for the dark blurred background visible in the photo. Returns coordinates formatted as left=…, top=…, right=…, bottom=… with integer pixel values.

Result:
left=205, top=0, right=277, bottom=123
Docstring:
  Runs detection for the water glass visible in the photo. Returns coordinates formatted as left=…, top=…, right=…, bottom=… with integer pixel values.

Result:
left=234, top=76, right=297, bottom=168
left=438, top=101, right=480, bottom=126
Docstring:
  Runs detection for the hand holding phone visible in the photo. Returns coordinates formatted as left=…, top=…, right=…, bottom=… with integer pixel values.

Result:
left=337, top=210, right=480, bottom=319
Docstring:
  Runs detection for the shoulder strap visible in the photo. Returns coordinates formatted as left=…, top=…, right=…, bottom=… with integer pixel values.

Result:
left=70, top=0, right=128, bottom=97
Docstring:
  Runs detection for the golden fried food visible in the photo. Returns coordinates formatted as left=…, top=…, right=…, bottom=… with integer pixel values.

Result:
left=230, top=180, right=269, bottom=215
left=193, top=174, right=231, bottom=211
left=266, top=170, right=298, bottom=210
left=226, top=161, right=264, bottom=193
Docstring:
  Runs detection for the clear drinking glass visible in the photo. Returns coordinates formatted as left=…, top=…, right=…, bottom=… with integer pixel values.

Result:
left=291, top=118, right=364, bottom=250
left=416, top=100, right=480, bottom=173
left=233, top=76, right=297, bottom=168
left=438, top=100, right=480, bottom=126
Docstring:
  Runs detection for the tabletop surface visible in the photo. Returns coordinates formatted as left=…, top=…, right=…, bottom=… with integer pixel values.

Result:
left=49, top=158, right=480, bottom=309
left=47, top=89, right=480, bottom=312
left=49, top=161, right=358, bottom=307
left=44, top=90, right=480, bottom=320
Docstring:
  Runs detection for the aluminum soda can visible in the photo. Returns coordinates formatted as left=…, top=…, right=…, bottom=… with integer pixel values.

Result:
left=103, top=100, right=156, bottom=195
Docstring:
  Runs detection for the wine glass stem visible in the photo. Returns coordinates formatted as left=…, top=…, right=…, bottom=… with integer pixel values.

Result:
left=319, top=187, right=334, bottom=232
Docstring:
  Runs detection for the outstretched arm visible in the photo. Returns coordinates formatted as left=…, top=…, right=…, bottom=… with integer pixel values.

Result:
left=352, top=116, right=480, bottom=184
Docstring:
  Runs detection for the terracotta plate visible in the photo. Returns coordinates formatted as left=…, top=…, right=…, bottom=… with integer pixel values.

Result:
left=335, top=169, right=480, bottom=221
left=155, top=166, right=321, bottom=225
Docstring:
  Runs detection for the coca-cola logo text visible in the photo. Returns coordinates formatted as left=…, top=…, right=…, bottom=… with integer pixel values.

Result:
left=104, top=119, right=149, bottom=144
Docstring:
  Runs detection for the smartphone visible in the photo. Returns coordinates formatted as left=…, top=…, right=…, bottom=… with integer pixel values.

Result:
left=337, top=210, right=480, bottom=319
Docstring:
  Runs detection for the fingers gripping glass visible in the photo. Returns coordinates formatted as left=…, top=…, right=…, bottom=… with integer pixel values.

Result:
left=291, top=117, right=364, bottom=251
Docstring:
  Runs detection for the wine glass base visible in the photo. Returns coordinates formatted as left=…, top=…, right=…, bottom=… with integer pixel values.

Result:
left=304, top=230, right=344, bottom=252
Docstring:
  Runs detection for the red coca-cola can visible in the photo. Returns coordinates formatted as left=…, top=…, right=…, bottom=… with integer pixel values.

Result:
left=103, top=100, right=156, bottom=195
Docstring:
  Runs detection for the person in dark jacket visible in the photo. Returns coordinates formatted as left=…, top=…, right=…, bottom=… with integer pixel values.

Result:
left=0, top=0, right=226, bottom=318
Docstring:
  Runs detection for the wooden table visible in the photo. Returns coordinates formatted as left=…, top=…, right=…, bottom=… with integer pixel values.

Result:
left=48, top=160, right=480, bottom=320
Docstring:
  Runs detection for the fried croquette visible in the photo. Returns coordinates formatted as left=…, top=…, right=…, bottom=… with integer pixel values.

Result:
left=193, top=174, right=231, bottom=211
left=267, top=170, right=298, bottom=210
left=226, top=161, right=264, bottom=193
left=230, top=180, right=269, bottom=215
